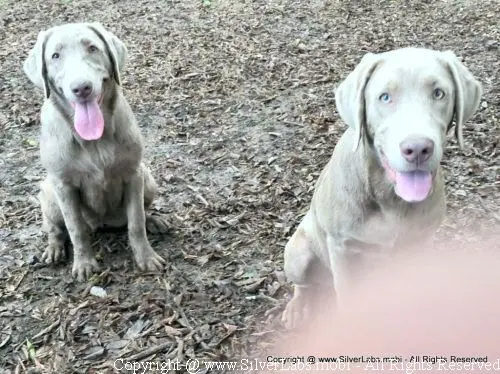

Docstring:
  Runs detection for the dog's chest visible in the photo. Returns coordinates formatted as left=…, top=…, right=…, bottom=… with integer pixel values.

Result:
left=80, top=173, right=125, bottom=212
left=66, top=140, right=141, bottom=214
left=350, top=213, right=401, bottom=249
left=349, top=206, right=438, bottom=253
left=73, top=136, right=141, bottom=177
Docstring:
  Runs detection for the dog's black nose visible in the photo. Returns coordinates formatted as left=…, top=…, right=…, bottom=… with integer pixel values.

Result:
left=71, top=81, right=93, bottom=99
left=400, top=136, right=435, bottom=164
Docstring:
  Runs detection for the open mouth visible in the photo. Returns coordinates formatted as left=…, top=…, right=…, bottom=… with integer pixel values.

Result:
left=70, top=95, right=104, bottom=141
left=381, top=153, right=435, bottom=203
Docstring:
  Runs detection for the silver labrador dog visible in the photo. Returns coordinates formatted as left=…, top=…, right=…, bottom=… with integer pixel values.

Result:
left=282, top=47, right=482, bottom=328
left=24, top=22, right=167, bottom=281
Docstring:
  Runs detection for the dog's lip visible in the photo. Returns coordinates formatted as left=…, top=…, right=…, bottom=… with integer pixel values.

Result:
left=70, top=95, right=103, bottom=109
left=379, top=151, right=437, bottom=182
left=381, top=154, right=397, bottom=183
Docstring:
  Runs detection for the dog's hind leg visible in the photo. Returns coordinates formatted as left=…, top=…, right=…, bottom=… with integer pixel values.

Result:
left=39, top=179, right=68, bottom=263
left=142, top=164, right=170, bottom=234
left=143, top=164, right=158, bottom=209
left=282, top=225, right=331, bottom=329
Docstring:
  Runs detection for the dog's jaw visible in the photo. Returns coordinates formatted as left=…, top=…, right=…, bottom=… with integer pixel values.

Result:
left=379, top=152, right=437, bottom=203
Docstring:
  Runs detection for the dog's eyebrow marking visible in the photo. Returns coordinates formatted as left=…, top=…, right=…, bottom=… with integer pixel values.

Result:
left=80, top=38, right=94, bottom=46
left=428, top=79, right=444, bottom=87
left=386, top=80, right=399, bottom=92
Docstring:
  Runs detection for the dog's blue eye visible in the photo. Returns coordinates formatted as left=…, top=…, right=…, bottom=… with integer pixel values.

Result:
left=88, top=45, right=98, bottom=53
left=433, top=88, right=445, bottom=100
left=51, top=52, right=60, bottom=60
left=379, top=93, right=391, bottom=103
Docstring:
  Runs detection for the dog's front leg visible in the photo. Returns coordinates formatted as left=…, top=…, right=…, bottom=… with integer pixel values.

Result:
left=53, top=180, right=99, bottom=281
left=327, top=237, right=354, bottom=310
left=124, top=168, right=166, bottom=272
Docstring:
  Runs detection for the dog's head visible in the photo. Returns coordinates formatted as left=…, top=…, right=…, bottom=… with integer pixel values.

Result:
left=335, top=47, right=482, bottom=203
left=23, top=22, right=128, bottom=141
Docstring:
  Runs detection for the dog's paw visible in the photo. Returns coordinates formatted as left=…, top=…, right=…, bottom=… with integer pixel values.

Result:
left=145, top=213, right=170, bottom=234
left=72, top=256, right=100, bottom=281
left=42, top=244, right=66, bottom=264
left=135, top=247, right=166, bottom=272
left=281, top=296, right=308, bottom=330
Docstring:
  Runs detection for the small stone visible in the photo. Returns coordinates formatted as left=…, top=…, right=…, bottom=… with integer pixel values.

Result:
left=89, top=286, right=107, bottom=298
left=297, top=43, right=307, bottom=51
left=481, top=101, right=488, bottom=109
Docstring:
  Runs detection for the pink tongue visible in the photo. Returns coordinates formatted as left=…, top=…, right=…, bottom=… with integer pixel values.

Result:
left=73, top=99, right=104, bottom=140
left=395, top=170, right=432, bottom=202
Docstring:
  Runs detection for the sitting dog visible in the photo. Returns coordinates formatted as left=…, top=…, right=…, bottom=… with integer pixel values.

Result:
left=23, top=22, right=167, bottom=281
left=282, top=47, right=482, bottom=328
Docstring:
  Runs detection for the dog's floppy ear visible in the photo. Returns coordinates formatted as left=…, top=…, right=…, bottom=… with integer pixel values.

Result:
left=23, top=30, right=51, bottom=98
left=87, top=22, right=128, bottom=85
left=335, top=52, right=380, bottom=152
left=441, top=51, right=482, bottom=149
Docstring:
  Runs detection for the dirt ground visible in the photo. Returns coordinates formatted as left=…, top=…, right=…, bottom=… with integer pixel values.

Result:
left=0, top=0, right=499, bottom=372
